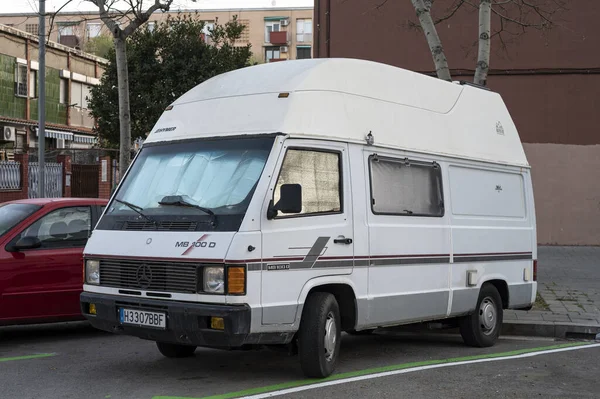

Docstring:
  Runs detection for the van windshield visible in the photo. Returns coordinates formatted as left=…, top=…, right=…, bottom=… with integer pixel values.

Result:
left=97, top=136, right=275, bottom=232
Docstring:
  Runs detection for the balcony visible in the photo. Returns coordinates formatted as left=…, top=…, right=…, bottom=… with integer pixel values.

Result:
left=269, top=31, right=288, bottom=45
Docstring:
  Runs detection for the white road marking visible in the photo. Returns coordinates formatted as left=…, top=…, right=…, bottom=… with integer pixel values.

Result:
left=237, top=343, right=600, bottom=398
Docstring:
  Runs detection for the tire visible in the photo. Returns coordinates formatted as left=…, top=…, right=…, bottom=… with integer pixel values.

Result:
left=156, top=342, right=197, bottom=358
left=297, top=292, right=342, bottom=378
left=459, top=283, right=503, bottom=347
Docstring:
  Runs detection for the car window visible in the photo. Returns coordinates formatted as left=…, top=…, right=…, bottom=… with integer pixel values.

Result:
left=20, top=206, right=91, bottom=249
left=0, top=203, right=41, bottom=238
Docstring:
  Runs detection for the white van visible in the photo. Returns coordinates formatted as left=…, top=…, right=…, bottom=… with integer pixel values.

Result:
left=81, top=58, right=537, bottom=378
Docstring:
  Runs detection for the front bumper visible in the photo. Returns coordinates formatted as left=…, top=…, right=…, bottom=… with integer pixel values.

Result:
left=80, top=292, right=292, bottom=348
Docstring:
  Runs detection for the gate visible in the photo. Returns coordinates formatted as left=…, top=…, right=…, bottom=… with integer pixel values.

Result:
left=28, top=162, right=63, bottom=198
left=72, top=164, right=99, bottom=198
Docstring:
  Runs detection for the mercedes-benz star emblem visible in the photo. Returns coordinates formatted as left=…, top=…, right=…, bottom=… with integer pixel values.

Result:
left=136, top=264, right=153, bottom=289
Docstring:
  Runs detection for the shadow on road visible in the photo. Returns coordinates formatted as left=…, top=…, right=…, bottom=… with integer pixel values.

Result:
left=0, top=321, right=109, bottom=345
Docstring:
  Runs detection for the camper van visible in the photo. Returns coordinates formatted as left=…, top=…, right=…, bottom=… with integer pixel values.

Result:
left=80, top=58, right=537, bottom=378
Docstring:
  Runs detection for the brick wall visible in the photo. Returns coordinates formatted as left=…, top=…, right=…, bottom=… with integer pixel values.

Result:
left=0, top=153, right=28, bottom=203
left=98, top=155, right=112, bottom=199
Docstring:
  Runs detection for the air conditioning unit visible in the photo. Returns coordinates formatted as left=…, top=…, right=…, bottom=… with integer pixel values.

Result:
left=281, top=46, right=288, bottom=53
left=56, top=138, right=66, bottom=149
left=281, top=19, right=289, bottom=26
left=2, top=126, right=16, bottom=142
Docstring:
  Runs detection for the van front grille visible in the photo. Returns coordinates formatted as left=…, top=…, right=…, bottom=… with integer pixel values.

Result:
left=99, top=259, right=199, bottom=294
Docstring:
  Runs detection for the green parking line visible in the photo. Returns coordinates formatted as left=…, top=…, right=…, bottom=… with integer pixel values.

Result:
left=0, top=353, right=56, bottom=363
left=153, top=341, right=591, bottom=399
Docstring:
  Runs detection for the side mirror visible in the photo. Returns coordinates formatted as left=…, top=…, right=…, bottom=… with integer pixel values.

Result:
left=267, top=184, right=302, bottom=219
left=7, top=236, right=42, bottom=252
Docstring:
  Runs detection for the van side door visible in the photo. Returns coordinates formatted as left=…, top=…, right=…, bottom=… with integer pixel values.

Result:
left=260, top=140, right=354, bottom=325
left=364, top=151, right=451, bottom=326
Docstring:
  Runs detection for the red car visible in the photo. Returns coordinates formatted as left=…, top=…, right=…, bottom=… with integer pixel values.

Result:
left=0, top=198, right=107, bottom=326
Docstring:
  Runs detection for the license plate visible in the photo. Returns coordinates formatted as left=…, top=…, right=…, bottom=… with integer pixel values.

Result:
left=119, top=308, right=166, bottom=329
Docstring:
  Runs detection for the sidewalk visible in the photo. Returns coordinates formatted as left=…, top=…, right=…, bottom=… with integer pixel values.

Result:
left=503, top=246, right=600, bottom=339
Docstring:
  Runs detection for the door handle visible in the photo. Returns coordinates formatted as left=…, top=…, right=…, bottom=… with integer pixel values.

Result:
left=334, top=237, right=353, bottom=245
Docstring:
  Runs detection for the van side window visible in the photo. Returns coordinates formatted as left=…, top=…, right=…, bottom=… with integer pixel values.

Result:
left=274, top=149, right=342, bottom=217
left=369, top=156, right=444, bottom=217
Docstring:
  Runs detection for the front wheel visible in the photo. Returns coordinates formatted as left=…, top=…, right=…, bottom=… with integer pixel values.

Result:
left=297, top=292, right=342, bottom=378
left=459, top=283, right=503, bottom=347
left=156, top=342, right=197, bottom=358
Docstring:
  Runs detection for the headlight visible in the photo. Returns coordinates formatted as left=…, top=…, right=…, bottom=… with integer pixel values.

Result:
left=85, top=259, right=100, bottom=285
left=203, top=266, right=224, bottom=294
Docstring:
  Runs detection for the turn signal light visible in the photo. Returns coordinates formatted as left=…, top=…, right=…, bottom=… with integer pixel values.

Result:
left=227, top=267, right=246, bottom=295
left=89, top=303, right=97, bottom=315
left=210, top=317, right=224, bottom=330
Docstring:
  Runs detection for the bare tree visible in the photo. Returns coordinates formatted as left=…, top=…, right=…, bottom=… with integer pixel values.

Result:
left=91, top=0, right=174, bottom=179
left=47, top=0, right=176, bottom=179
left=409, top=0, right=568, bottom=85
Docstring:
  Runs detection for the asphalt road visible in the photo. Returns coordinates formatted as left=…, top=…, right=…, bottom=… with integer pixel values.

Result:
left=1, top=322, right=599, bottom=399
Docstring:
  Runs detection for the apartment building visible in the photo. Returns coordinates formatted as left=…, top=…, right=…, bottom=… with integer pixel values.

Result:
left=0, top=24, right=106, bottom=160
left=0, top=6, right=314, bottom=63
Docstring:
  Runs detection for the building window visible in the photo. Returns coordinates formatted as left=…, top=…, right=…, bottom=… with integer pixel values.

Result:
left=71, top=81, right=92, bottom=109
left=29, top=69, right=37, bottom=98
left=202, top=22, right=214, bottom=45
left=86, top=23, right=101, bottom=38
left=58, top=24, right=74, bottom=38
left=273, top=149, right=342, bottom=217
left=59, top=78, right=68, bottom=104
left=296, top=19, right=312, bottom=43
left=296, top=47, right=311, bottom=59
left=26, top=24, right=38, bottom=35
left=14, top=63, right=28, bottom=97
left=265, top=47, right=280, bottom=63
left=265, top=21, right=280, bottom=43
left=147, top=21, right=156, bottom=32
left=369, top=156, right=444, bottom=217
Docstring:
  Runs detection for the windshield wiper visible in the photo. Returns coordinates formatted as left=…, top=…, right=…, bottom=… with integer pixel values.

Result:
left=114, top=199, right=157, bottom=225
left=158, top=195, right=217, bottom=226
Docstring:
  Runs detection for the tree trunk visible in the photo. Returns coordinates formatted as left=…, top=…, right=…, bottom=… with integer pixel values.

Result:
left=474, top=0, right=492, bottom=86
left=114, top=37, right=132, bottom=181
left=411, top=0, right=452, bottom=81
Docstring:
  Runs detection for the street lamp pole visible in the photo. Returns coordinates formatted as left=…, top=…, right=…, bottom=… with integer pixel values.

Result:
left=38, top=0, right=46, bottom=197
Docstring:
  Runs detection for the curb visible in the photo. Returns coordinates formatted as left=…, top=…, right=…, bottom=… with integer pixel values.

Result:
left=502, top=320, right=600, bottom=340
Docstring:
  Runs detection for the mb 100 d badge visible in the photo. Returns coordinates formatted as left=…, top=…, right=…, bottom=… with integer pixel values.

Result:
left=177, top=234, right=216, bottom=256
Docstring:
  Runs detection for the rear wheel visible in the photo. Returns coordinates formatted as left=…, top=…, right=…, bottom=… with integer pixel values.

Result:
left=459, top=283, right=503, bottom=347
left=298, top=292, right=341, bottom=378
left=156, top=342, right=197, bottom=358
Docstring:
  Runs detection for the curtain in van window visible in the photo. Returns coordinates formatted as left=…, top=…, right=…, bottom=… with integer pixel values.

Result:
left=370, top=158, right=443, bottom=216
left=122, top=149, right=267, bottom=210
left=275, top=149, right=341, bottom=215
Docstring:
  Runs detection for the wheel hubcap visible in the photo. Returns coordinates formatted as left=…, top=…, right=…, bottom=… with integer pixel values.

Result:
left=479, top=297, right=497, bottom=335
left=324, top=312, right=337, bottom=362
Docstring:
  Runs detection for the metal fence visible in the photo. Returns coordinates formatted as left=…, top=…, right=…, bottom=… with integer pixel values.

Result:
left=0, top=161, right=21, bottom=190
left=28, top=162, right=63, bottom=198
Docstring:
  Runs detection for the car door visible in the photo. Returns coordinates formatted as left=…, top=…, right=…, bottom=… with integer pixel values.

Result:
left=1, top=205, right=92, bottom=322
left=260, top=140, right=354, bottom=325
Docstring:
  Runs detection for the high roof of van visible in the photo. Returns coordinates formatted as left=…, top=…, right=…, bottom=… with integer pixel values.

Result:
left=145, top=58, right=529, bottom=167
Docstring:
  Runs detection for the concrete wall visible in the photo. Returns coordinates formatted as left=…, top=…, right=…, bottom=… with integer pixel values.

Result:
left=524, top=144, right=600, bottom=246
